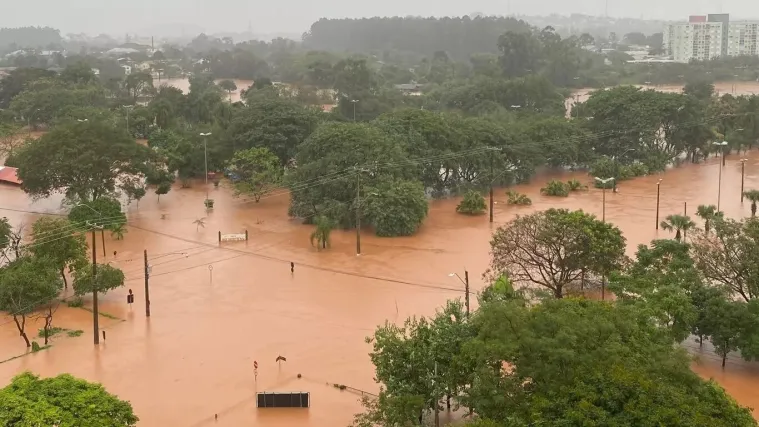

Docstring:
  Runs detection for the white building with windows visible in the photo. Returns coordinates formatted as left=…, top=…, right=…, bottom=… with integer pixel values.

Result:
left=665, top=14, right=759, bottom=62
left=664, top=22, right=724, bottom=62
left=727, top=21, right=759, bottom=56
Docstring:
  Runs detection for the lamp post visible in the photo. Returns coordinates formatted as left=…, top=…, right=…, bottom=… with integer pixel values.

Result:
left=123, top=105, right=134, bottom=134
left=448, top=271, right=470, bottom=318
left=740, top=158, right=748, bottom=203
left=350, top=99, right=359, bottom=121
left=713, top=141, right=728, bottom=211
left=655, top=179, right=662, bottom=230
left=594, top=177, right=615, bottom=222
left=199, top=132, right=212, bottom=199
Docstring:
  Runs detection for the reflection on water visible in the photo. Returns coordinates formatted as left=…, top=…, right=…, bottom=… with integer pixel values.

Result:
left=1, top=150, right=759, bottom=425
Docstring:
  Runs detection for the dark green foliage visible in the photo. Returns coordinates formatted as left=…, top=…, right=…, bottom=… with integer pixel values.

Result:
left=456, top=190, right=487, bottom=215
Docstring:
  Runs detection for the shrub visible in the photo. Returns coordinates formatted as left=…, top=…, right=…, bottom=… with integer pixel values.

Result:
left=457, top=190, right=487, bottom=215
left=507, top=191, right=532, bottom=206
left=566, top=179, right=587, bottom=191
left=37, top=327, right=65, bottom=338
left=541, top=180, right=569, bottom=197
left=67, top=330, right=84, bottom=337
left=67, top=297, right=84, bottom=308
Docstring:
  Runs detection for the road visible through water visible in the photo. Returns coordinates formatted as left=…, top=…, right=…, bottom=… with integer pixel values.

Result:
left=1, top=145, right=759, bottom=425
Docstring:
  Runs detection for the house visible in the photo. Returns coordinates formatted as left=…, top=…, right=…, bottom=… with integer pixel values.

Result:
left=0, top=166, right=21, bottom=185
left=395, top=82, right=424, bottom=95
left=121, top=65, right=133, bottom=76
left=105, top=47, right=139, bottom=56
left=91, top=68, right=101, bottom=76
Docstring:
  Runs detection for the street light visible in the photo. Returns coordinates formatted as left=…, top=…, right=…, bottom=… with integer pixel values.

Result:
left=713, top=141, right=728, bottom=211
left=350, top=99, right=359, bottom=121
left=655, top=179, right=663, bottom=230
left=594, top=177, right=615, bottom=222
left=123, top=105, right=134, bottom=133
left=448, top=271, right=470, bottom=317
left=740, top=158, right=749, bottom=203
left=199, top=132, right=212, bottom=199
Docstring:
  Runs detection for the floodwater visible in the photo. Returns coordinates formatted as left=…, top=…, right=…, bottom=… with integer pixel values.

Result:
left=155, top=78, right=254, bottom=103
left=2, top=151, right=759, bottom=425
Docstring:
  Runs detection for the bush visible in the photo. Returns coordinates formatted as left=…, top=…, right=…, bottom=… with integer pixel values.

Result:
left=67, top=297, right=84, bottom=308
left=67, top=330, right=84, bottom=337
left=37, top=327, right=65, bottom=338
left=541, top=180, right=569, bottom=197
left=31, top=341, right=41, bottom=352
left=566, top=179, right=587, bottom=191
left=366, top=179, right=429, bottom=237
left=507, top=191, right=532, bottom=206
left=457, top=190, right=487, bottom=215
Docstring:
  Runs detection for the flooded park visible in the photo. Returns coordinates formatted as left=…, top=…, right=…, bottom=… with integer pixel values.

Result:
left=1, top=145, right=758, bottom=426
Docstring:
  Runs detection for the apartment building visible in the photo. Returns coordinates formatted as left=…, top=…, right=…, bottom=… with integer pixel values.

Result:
left=664, top=21, right=724, bottom=62
left=727, top=21, right=759, bottom=56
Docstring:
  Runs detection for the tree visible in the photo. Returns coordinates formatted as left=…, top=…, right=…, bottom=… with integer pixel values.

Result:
left=0, top=67, right=56, bottom=109
left=488, top=209, right=626, bottom=298
left=0, top=123, right=23, bottom=160
left=660, top=214, right=696, bottom=241
left=29, top=217, right=87, bottom=289
left=72, top=263, right=125, bottom=297
left=608, top=239, right=699, bottom=343
left=743, top=189, right=759, bottom=217
left=124, top=71, right=154, bottom=101
left=456, top=190, right=487, bottom=215
left=59, top=61, right=98, bottom=85
left=14, top=119, right=156, bottom=201
left=697, top=204, right=723, bottom=234
left=684, top=81, right=715, bottom=101
left=227, top=147, right=282, bottom=202
left=218, top=79, right=237, bottom=102
left=225, top=95, right=320, bottom=165
left=0, top=256, right=62, bottom=347
left=111, top=223, right=127, bottom=240
left=309, top=215, right=334, bottom=250
left=0, top=372, right=138, bottom=426
left=540, top=179, right=569, bottom=197
left=68, top=197, right=126, bottom=232
left=0, top=217, right=10, bottom=253
left=193, top=218, right=206, bottom=231
left=288, top=122, right=413, bottom=227
left=364, top=179, right=429, bottom=237
left=506, top=191, right=531, bottom=205
left=691, top=218, right=759, bottom=302
left=703, top=297, right=747, bottom=367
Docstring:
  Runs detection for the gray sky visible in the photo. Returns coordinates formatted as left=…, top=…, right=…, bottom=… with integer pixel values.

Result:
left=2, top=0, right=758, bottom=36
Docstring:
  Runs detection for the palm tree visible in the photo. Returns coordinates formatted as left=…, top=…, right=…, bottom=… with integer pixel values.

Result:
left=696, top=204, right=722, bottom=234
left=744, top=190, right=759, bottom=217
left=310, top=216, right=334, bottom=250
left=660, top=214, right=696, bottom=242
left=193, top=218, right=206, bottom=232
left=110, top=223, right=127, bottom=240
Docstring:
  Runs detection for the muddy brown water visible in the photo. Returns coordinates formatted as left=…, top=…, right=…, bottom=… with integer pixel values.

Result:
left=155, top=78, right=254, bottom=103
left=2, top=152, right=759, bottom=425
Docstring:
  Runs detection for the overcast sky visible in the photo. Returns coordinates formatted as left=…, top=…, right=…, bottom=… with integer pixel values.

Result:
left=2, top=0, right=758, bottom=36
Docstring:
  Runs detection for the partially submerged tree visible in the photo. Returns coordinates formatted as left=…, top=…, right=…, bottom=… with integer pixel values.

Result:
left=660, top=214, right=696, bottom=241
left=310, top=215, right=334, bottom=250
left=227, top=147, right=283, bottom=202
left=72, top=263, right=126, bottom=297
left=456, top=190, right=487, bottom=215
left=744, top=189, right=759, bottom=217
left=29, top=217, right=88, bottom=289
left=488, top=209, right=626, bottom=298
left=696, top=204, right=722, bottom=234
left=0, top=256, right=62, bottom=347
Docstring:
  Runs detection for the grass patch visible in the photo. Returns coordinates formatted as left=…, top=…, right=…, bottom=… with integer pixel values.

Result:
left=0, top=344, right=53, bottom=364
left=79, top=306, right=123, bottom=321
left=67, top=297, right=84, bottom=308
left=67, top=329, right=84, bottom=337
left=37, top=327, right=66, bottom=338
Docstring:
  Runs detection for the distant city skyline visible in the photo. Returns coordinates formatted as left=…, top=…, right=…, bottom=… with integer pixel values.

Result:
left=2, top=0, right=759, bottom=37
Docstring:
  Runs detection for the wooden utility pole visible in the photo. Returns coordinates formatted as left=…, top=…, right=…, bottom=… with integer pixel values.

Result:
left=464, top=270, right=470, bottom=318
left=433, top=361, right=439, bottom=427
left=144, top=250, right=151, bottom=317
left=91, top=228, right=100, bottom=345
left=355, top=170, right=362, bottom=256
left=101, top=229, right=106, bottom=258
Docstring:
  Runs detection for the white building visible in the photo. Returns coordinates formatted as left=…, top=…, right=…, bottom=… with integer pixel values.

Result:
left=664, top=22, right=724, bottom=62
left=665, top=14, right=759, bottom=62
left=727, top=21, right=759, bottom=56
left=121, top=65, right=132, bottom=76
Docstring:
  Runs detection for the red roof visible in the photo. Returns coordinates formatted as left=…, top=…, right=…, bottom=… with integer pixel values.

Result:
left=0, top=166, right=21, bottom=185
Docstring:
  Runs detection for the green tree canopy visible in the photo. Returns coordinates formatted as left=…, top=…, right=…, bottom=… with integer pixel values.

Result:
left=29, top=217, right=88, bottom=289
left=0, top=372, right=138, bottom=426
left=365, top=179, right=429, bottom=237
left=488, top=209, right=626, bottom=298
left=227, top=147, right=283, bottom=202
left=15, top=119, right=156, bottom=201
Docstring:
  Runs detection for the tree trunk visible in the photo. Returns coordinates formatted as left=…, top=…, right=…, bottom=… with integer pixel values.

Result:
left=722, top=352, right=727, bottom=368
left=12, top=315, right=30, bottom=347
left=60, top=267, right=68, bottom=289
left=322, top=239, right=326, bottom=249
left=699, top=333, right=704, bottom=348
left=554, top=285, right=563, bottom=299
left=446, top=393, right=451, bottom=410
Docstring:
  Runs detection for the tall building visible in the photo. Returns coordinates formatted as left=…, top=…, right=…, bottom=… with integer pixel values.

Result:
left=727, top=21, right=759, bottom=56
left=664, top=14, right=759, bottom=62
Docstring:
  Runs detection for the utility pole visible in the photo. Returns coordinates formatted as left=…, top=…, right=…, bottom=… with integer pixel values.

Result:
left=464, top=270, right=470, bottom=318
left=144, top=250, right=151, bottom=317
left=433, top=361, right=439, bottom=427
left=101, top=229, right=106, bottom=258
left=89, top=224, right=101, bottom=345
left=741, top=159, right=748, bottom=203
left=355, top=169, right=362, bottom=256
left=655, top=179, right=662, bottom=230
left=200, top=132, right=212, bottom=200
left=489, top=157, right=495, bottom=223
